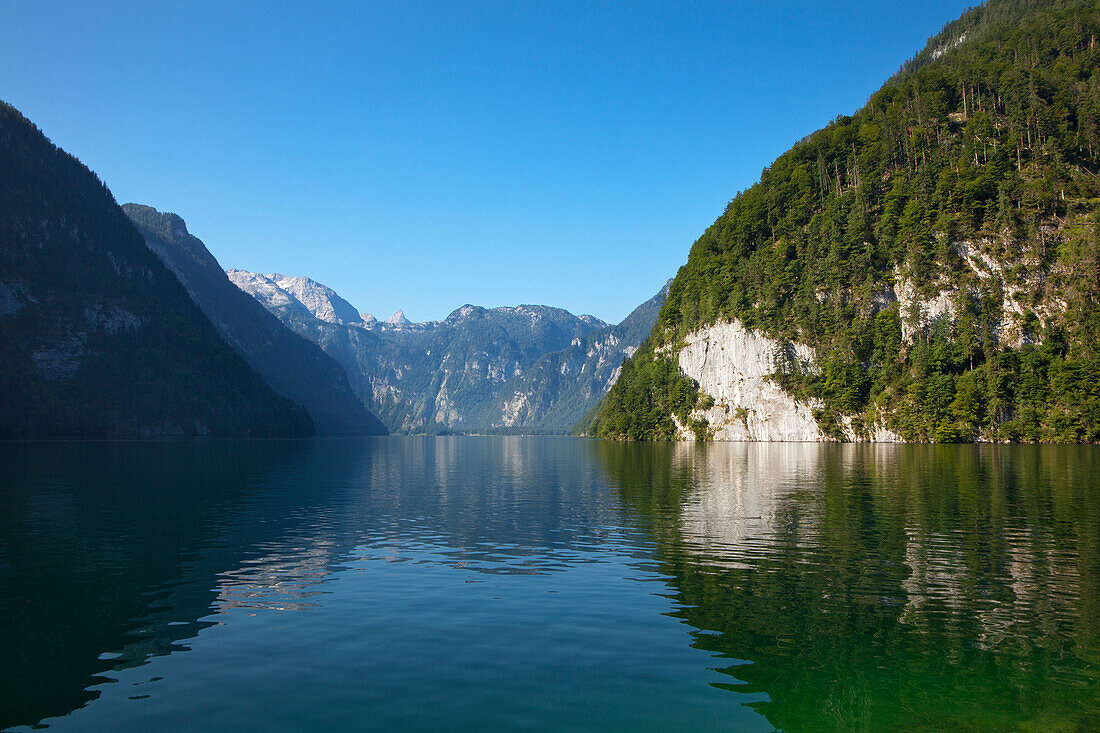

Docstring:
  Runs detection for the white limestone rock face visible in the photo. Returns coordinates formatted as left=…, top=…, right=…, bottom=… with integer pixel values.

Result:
left=677, top=320, right=828, bottom=442
left=674, top=320, right=905, bottom=442
left=268, top=274, right=363, bottom=325
left=894, top=278, right=959, bottom=343
left=227, top=270, right=363, bottom=325
left=840, top=415, right=904, bottom=443
left=385, top=309, right=412, bottom=327
left=870, top=426, right=905, bottom=442
left=889, top=240, right=1064, bottom=349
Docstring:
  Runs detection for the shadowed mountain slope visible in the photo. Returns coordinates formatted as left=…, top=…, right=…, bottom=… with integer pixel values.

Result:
left=123, top=204, right=386, bottom=435
left=0, top=101, right=312, bottom=437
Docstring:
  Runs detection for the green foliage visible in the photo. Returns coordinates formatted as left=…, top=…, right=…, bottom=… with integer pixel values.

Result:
left=588, top=0, right=1100, bottom=443
left=582, top=342, right=702, bottom=440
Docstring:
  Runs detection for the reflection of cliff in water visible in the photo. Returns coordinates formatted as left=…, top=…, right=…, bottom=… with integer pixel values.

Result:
left=0, top=437, right=625, bottom=730
left=600, top=442, right=1100, bottom=732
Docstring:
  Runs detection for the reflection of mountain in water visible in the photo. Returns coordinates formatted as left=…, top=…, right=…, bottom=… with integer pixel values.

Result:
left=672, top=443, right=818, bottom=561
left=5, top=440, right=1098, bottom=731
left=0, top=441, right=325, bottom=728
left=601, top=443, right=1100, bottom=732
left=0, top=438, right=624, bottom=730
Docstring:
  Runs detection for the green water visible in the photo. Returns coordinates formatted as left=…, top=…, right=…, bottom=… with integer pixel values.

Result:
left=0, top=439, right=1097, bottom=731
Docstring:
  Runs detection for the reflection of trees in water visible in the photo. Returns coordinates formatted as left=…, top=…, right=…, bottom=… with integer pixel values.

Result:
left=600, top=442, right=1100, bottom=732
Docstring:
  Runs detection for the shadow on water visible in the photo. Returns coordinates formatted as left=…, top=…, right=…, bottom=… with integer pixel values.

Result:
left=0, top=437, right=628, bottom=730
left=599, top=442, right=1100, bottom=732
left=0, top=439, right=332, bottom=729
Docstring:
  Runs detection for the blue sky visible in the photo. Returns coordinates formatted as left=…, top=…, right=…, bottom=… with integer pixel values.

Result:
left=2, top=0, right=975, bottom=323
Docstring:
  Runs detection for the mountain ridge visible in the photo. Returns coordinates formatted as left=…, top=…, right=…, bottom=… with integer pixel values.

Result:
left=124, top=204, right=387, bottom=435
left=230, top=269, right=664, bottom=433
left=0, top=101, right=313, bottom=437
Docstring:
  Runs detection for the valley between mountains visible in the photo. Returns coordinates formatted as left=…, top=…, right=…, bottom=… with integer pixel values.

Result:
left=132, top=206, right=670, bottom=435
left=2, top=0, right=1098, bottom=442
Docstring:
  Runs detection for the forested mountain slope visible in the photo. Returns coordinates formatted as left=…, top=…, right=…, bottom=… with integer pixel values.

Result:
left=0, top=102, right=313, bottom=437
left=587, top=0, right=1100, bottom=443
left=124, top=204, right=386, bottom=435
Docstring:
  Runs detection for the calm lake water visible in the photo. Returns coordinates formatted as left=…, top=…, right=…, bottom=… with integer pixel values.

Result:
left=1, top=438, right=1097, bottom=731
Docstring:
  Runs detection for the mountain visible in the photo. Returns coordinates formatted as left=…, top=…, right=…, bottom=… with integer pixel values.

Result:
left=225, top=271, right=365, bottom=326
left=489, top=280, right=672, bottom=430
left=230, top=270, right=664, bottom=433
left=385, top=310, right=412, bottom=327
left=0, top=101, right=313, bottom=437
left=123, top=204, right=386, bottom=435
left=586, top=0, right=1100, bottom=444
left=265, top=273, right=364, bottom=325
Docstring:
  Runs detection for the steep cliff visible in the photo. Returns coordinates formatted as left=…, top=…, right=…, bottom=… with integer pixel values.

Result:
left=587, top=0, right=1100, bottom=443
left=124, top=205, right=386, bottom=435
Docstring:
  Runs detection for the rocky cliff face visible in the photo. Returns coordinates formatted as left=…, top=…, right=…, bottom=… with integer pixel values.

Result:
left=611, top=230, right=1067, bottom=442
left=125, top=205, right=386, bottom=435
left=666, top=234, right=1052, bottom=442
left=673, top=321, right=826, bottom=441
left=669, top=320, right=903, bottom=442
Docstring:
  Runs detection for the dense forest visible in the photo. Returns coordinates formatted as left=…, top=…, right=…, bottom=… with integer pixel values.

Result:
left=587, top=0, right=1100, bottom=443
left=0, top=102, right=313, bottom=437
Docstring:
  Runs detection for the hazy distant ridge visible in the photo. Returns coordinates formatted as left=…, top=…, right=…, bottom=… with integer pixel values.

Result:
left=231, top=269, right=665, bottom=433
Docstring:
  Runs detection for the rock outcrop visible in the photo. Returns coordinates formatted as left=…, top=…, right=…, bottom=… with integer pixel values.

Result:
left=669, top=319, right=904, bottom=442
left=674, top=321, right=827, bottom=441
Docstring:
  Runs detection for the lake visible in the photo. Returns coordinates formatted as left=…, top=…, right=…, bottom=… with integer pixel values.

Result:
left=1, top=438, right=1097, bottom=731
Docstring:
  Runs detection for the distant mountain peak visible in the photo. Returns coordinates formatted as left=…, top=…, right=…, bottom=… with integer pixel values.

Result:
left=386, top=309, right=411, bottom=326
left=445, top=304, right=484, bottom=322
left=227, top=270, right=364, bottom=326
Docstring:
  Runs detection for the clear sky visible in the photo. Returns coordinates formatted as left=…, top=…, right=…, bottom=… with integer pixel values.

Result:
left=2, top=0, right=976, bottom=323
